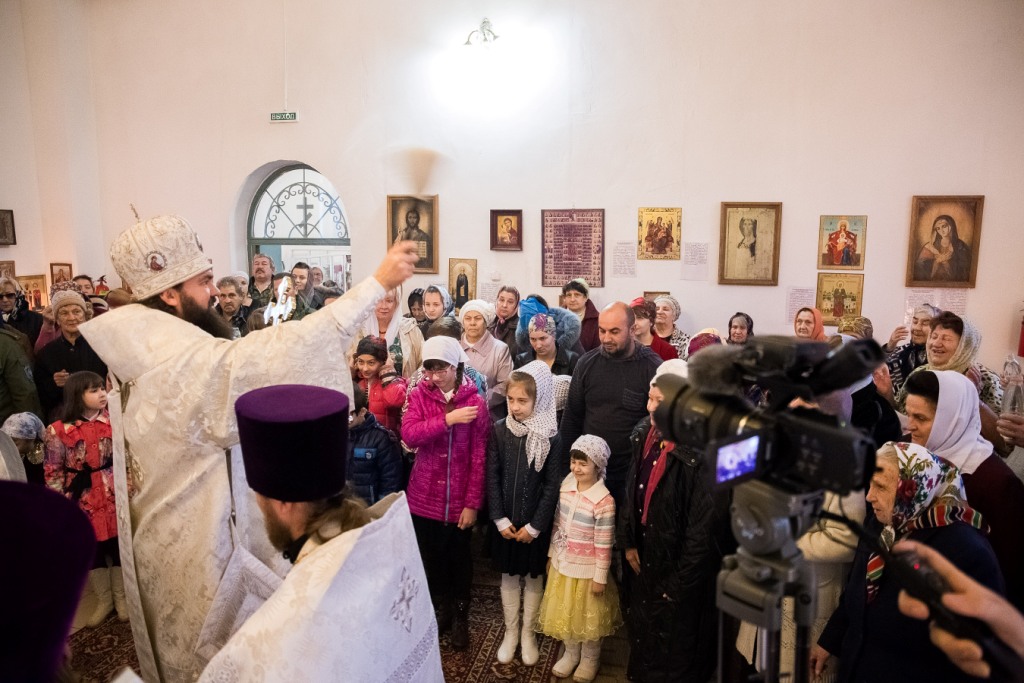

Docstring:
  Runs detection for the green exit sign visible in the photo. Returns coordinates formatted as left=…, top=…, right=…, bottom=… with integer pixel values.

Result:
left=270, top=112, right=297, bottom=122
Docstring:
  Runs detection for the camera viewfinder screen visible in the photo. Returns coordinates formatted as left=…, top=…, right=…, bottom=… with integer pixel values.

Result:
left=716, top=434, right=760, bottom=485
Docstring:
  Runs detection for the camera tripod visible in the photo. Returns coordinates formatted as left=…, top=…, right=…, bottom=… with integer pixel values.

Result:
left=717, top=480, right=824, bottom=683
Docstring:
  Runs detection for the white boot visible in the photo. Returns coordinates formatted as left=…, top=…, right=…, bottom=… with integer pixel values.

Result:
left=572, top=638, right=602, bottom=682
left=85, top=568, right=113, bottom=627
left=520, top=581, right=544, bottom=666
left=552, top=640, right=581, bottom=678
left=110, top=566, right=128, bottom=622
left=496, top=584, right=521, bottom=664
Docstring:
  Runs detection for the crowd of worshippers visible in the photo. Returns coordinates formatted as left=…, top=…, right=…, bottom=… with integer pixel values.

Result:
left=4, top=256, right=1024, bottom=683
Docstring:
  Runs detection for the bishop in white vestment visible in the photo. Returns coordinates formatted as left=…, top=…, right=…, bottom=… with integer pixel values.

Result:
left=79, top=215, right=418, bottom=682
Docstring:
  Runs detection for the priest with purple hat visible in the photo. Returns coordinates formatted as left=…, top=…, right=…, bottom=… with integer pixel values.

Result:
left=0, top=480, right=96, bottom=681
left=197, top=384, right=443, bottom=681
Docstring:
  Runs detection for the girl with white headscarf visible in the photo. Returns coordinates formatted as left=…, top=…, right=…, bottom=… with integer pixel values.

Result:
left=903, top=369, right=1024, bottom=608
left=417, top=285, right=454, bottom=337
left=486, top=361, right=565, bottom=666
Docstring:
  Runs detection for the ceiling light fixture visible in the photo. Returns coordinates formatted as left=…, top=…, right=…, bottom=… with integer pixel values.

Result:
left=464, top=18, right=499, bottom=46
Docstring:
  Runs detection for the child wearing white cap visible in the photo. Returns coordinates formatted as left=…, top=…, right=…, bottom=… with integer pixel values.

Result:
left=401, top=336, right=491, bottom=651
left=537, top=434, right=622, bottom=682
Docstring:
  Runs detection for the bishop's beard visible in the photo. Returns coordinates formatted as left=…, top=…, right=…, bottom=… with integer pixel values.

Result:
left=181, top=293, right=236, bottom=340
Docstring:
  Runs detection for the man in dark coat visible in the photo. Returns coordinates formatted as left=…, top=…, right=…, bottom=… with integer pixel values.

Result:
left=559, top=302, right=661, bottom=504
left=618, top=361, right=732, bottom=682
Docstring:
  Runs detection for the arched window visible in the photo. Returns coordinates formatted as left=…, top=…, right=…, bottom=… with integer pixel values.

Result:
left=247, top=163, right=353, bottom=291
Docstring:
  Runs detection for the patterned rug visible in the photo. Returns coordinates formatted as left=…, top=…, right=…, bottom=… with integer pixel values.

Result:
left=440, top=582, right=561, bottom=683
left=69, top=615, right=139, bottom=681
left=68, top=584, right=559, bottom=682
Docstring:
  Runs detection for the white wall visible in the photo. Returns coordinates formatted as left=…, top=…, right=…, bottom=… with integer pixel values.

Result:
left=3, top=0, right=1023, bottom=366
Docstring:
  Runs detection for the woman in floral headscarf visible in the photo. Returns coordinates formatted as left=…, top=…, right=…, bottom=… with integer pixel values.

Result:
left=653, top=295, right=690, bottom=359
left=1, top=412, right=46, bottom=485
left=812, top=442, right=1004, bottom=683
left=514, top=310, right=581, bottom=377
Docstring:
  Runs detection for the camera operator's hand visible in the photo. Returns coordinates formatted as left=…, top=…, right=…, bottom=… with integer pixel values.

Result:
left=625, top=548, right=641, bottom=575
left=809, top=644, right=832, bottom=679
left=895, top=540, right=1024, bottom=679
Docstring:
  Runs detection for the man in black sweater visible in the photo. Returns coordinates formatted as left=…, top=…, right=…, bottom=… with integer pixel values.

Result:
left=559, top=301, right=662, bottom=504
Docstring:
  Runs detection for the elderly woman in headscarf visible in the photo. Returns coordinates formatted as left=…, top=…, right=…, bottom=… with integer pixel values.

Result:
left=903, top=369, right=1024, bottom=608
left=893, top=311, right=1006, bottom=453
left=561, top=279, right=600, bottom=352
left=514, top=309, right=581, bottom=377
left=417, top=285, right=454, bottom=336
left=793, top=307, right=826, bottom=341
left=652, top=295, right=690, bottom=359
left=459, top=299, right=513, bottom=418
left=726, top=312, right=754, bottom=345
left=812, top=442, right=1004, bottom=683
left=882, top=303, right=939, bottom=386
left=1, top=412, right=46, bottom=486
left=895, top=311, right=1001, bottom=413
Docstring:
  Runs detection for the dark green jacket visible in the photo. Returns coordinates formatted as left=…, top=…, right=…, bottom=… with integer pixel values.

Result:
left=0, top=328, right=42, bottom=424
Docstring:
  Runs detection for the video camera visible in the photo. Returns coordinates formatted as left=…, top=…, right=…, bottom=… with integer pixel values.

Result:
left=652, top=335, right=883, bottom=495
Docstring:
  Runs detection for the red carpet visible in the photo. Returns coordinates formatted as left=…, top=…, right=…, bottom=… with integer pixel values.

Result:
left=69, top=615, right=138, bottom=681
left=440, top=582, right=560, bottom=682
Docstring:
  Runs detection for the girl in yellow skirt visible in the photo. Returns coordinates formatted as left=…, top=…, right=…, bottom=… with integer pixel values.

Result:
left=537, top=434, right=622, bottom=682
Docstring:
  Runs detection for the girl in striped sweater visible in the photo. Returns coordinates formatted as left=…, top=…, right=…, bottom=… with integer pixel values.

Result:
left=537, top=434, right=622, bottom=682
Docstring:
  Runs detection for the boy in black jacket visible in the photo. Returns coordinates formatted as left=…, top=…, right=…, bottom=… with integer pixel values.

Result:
left=347, top=387, right=402, bottom=504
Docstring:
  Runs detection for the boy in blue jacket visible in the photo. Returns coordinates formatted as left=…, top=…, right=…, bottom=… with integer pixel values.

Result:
left=347, top=387, right=402, bottom=504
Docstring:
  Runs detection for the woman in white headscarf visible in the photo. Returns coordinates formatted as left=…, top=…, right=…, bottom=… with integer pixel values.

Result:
left=895, top=311, right=1002, bottom=414
left=357, top=286, right=423, bottom=379
left=459, top=300, right=513, bottom=417
left=892, top=311, right=1007, bottom=454
left=903, top=369, right=1024, bottom=609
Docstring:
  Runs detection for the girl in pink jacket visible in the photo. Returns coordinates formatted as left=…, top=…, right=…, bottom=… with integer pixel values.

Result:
left=401, top=336, right=490, bottom=651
